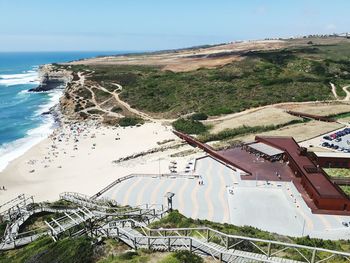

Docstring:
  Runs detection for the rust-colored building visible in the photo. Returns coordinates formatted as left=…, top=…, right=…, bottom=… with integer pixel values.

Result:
left=309, top=152, right=350, bottom=169
left=173, top=131, right=350, bottom=213
left=256, top=136, right=350, bottom=212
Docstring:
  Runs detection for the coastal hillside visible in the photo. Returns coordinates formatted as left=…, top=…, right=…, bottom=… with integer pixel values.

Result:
left=53, top=37, right=350, bottom=123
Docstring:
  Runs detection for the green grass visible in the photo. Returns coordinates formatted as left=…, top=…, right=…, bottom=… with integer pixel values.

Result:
left=2, top=211, right=350, bottom=262
left=324, top=168, right=350, bottom=177
left=0, top=236, right=93, bottom=263
left=60, top=42, right=350, bottom=118
left=327, top=111, right=350, bottom=120
left=150, top=211, right=350, bottom=262
left=57, top=41, right=350, bottom=119
left=159, top=251, right=203, bottom=263
left=340, top=185, right=350, bottom=196
left=99, top=250, right=151, bottom=263
left=198, top=119, right=307, bottom=142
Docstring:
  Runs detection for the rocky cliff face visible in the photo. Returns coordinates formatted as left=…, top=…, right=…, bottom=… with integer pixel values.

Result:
left=28, top=64, right=72, bottom=92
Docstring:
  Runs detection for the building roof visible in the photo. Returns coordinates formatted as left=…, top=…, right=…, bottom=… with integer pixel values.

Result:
left=313, top=151, right=350, bottom=159
left=248, top=142, right=284, bottom=157
left=256, top=136, right=346, bottom=199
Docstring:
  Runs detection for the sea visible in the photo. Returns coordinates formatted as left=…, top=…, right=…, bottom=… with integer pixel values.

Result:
left=0, top=51, right=126, bottom=172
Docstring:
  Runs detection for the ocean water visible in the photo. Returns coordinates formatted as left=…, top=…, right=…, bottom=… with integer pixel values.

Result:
left=0, top=51, right=125, bottom=171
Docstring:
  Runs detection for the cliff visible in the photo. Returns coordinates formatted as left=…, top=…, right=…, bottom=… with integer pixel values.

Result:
left=28, top=64, right=72, bottom=92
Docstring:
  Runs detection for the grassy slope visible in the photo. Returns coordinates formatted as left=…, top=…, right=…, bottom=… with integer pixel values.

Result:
left=1, top=211, right=349, bottom=262
left=0, top=237, right=93, bottom=263
left=149, top=211, right=350, bottom=262
left=65, top=42, right=350, bottom=118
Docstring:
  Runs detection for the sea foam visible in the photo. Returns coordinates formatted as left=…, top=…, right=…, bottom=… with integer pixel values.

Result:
left=0, top=80, right=63, bottom=172
left=0, top=71, right=40, bottom=86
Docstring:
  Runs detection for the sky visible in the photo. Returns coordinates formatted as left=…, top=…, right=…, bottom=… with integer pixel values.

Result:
left=0, top=0, right=349, bottom=52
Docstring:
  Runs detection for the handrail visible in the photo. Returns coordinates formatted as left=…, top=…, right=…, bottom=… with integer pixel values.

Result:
left=92, top=173, right=199, bottom=199
left=120, top=219, right=350, bottom=258
left=102, top=225, right=284, bottom=263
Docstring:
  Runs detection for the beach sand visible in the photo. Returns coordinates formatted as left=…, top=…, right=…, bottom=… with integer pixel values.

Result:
left=0, top=121, right=197, bottom=202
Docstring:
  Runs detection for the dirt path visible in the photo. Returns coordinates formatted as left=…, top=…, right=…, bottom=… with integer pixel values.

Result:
left=97, top=84, right=153, bottom=120
left=77, top=73, right=348, bottom=125
left=330, top=83, right=339, bottom=100
left=342, top=85, right=350, bottom=101
left=330, top=82, right=350, bottom=101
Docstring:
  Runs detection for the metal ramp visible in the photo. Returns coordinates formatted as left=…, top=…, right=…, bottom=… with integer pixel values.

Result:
left=59, top=192, right=117, bottom=210
left=0, top=194, right=34, bottom=221
left=100, top=219, right=350, bottom=263
left=45, top=207, right=95, bottom=241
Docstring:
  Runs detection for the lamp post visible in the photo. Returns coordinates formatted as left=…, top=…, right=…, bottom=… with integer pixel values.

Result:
left=165, top=192, right=175, bottom=211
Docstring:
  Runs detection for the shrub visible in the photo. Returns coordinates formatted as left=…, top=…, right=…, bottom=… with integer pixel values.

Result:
left=160, top=251, right=203, bottom=263
left=111, top=106, right=123, bottom=113
left=190, top=112, right=208, bottom=121
left=173, top=251, right=203, bottom=263
left=118, top=117, right=144, bottom=127
left=172, top=118, right=208, bottom=134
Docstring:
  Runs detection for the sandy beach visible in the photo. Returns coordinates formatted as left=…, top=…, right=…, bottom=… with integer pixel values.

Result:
left=0, top=120, right=198, bottom=202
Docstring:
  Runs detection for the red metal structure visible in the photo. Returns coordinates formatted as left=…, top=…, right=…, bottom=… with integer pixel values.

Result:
left=256, top=136, right=350, bottom=212
left=173, top=131, right=350, bottom=213
left=286, top=110, right=336, bottom=122
left=309, top=153, right=350, bottom=169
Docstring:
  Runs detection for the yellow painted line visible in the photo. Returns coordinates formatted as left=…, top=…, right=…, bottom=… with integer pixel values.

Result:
left=136, top=177, right=154, bottom=205
left=218, top=163, right=230, bottom=223
left=282, top=187, right=314, bottom=231
left=191, top=163, right=202, bottom=219
left=204, top=159, right=214, bottom=221
left=288, top=188, right=314, bottom=231
left=177, top=176, right=190, bottom=214
left=122, top=177, right=143, bottom=205
left=151, top=177, right=167, bottom=205
left=316, top=214, right=333, bottom=231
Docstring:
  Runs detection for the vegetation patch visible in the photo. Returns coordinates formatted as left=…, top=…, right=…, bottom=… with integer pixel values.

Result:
left=87, top=109, right=105, bottom=115
left=111, top=106, right=123, bottom=113
left=150, top=211, right=350, bottom=262
left=160, top=251, right=203, bottom=263
left=118, top=117, right=144, bottom=127
left=340, top=185, right=350, bottom=196
left=0, top=236, right=93, bottom=263
left=60, top=42, right=350, bottom=119
left=172, top=118, right=208, bottom=134
left=190, top=112, right=208, bottom=121
left=324, top=168, right=350, bottom=178
left=199, top=119, right=307, bottom=142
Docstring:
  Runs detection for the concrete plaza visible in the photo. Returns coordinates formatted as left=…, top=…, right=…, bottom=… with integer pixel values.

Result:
left=100, top=156, right=350, bottom=239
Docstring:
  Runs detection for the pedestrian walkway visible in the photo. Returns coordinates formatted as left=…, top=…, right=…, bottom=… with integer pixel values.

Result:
left=101, top=157, right=238, bottom=223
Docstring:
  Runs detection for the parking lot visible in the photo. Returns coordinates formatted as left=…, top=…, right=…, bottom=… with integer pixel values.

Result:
left=321, top=127, right=350, bottom=152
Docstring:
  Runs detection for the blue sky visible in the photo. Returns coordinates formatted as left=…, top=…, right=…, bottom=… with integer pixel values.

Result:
left=0, top=0, right=349, bottom=51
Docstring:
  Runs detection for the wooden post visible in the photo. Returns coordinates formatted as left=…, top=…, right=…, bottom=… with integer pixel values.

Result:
left=189, top=238, right=192, bottom=252
left=267, top=242, right=271, bottom=257
left=134, top=237, right=137, bottom=250
left=311, top=249, right=316, bottom=263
